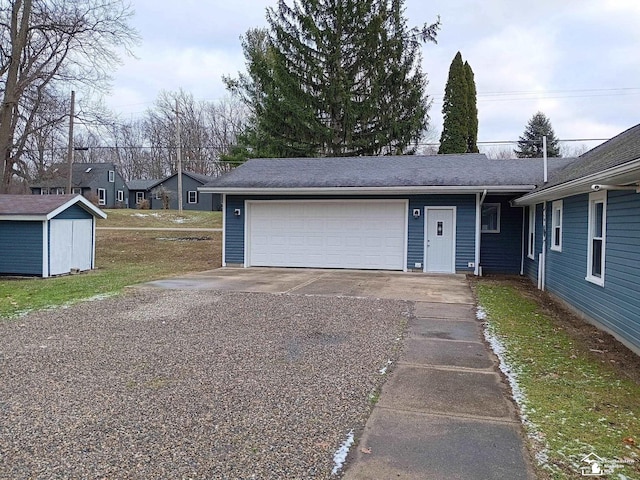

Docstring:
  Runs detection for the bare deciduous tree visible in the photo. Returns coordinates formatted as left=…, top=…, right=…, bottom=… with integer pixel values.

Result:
left=0, top=0, right=139, bottom=192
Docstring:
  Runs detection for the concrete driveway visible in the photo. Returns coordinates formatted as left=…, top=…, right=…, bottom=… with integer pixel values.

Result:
left=142, top=267, right=475, bottom=303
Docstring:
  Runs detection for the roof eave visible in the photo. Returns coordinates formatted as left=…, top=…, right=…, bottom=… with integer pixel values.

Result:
left=198, top=185, right=537, bottom=195
left=514, top=158, right=640, bottom=205
left=46, top=195, right=107, bottom=219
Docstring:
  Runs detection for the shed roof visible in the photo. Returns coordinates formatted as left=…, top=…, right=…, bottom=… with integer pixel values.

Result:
left=0, top=195, right=107, bottom=220
left=201, top=154, right=574, bottom=193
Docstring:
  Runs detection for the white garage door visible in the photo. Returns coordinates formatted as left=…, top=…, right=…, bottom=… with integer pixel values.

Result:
left=247, top=201, right=407, bottom=270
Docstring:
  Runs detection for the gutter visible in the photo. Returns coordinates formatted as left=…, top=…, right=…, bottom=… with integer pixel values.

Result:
left=515, top=157, right=640, bottom=205
left=198, top=185, right=536, bottom=195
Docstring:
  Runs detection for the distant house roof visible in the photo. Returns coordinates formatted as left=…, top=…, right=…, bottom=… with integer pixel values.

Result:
left=516, top=123, right=640, bottom=204
left=0, top=194, right=107, bottom=220
left=31, top=163, right=120, bottom=190
left=140, top=171, right=218, bottom=191
left=127, top=179, right=161, bottom=191
left=199, top=154, right=575, bottom=194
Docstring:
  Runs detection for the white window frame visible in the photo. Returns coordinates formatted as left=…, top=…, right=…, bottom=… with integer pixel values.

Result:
left=586, top=191, right=607, bottom=286
left=72, top=187, right=82, bottom=195
left=527, top=205, right=536, bottom=260
left=40, top=188, right=49, bottom=195
left=188, top=190, right=198, bottom=204
left=108, top=170, right=115, bottom=183
left=117, top=190, right=124, bottom=202
left=551, top=200, right=563, bottom=252
left=136, top=192, right=145, bottom=204
left=98, top=188, right=106, bottom=206
left=481, top=203, right=500, bottom=233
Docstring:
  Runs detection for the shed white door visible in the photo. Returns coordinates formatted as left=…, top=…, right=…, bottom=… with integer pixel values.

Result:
left=247, top=201, right=406, bottom=270
left=424, top=207, right=456, bottom=273
left=49, top=219, right=93, bottom=275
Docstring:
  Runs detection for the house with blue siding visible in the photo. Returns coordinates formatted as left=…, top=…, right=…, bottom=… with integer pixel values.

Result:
left=200, top=126, right=640, bottom=355
left=128, top=172, right=222, bottom=211
left=31, top=163, right=129, bottom=208
left=514, top=124, right=640, bottom=355
left=0, top=194, right=106, bottom=277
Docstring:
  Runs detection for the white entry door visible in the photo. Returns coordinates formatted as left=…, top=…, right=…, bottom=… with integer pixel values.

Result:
left=424, top=207, right=456, bottom=273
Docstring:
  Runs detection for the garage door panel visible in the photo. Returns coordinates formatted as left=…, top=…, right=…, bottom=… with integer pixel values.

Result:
left=248, top=201, right=406, bottom=270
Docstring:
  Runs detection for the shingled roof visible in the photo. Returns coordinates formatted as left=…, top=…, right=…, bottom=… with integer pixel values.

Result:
left=0, top=195, right=106, bottom=219
left=201, top=154, right=574, bottom=192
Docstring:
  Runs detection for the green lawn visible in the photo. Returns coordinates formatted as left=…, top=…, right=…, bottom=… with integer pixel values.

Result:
left=98, top=209, right=222, bottom=228
left=476, top=280, right=640, bottom=479
left=0, top=229, right=221, bottom=319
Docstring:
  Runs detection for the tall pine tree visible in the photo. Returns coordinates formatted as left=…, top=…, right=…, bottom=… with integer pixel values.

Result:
left=225, top=0, right=440, bottom=158
left=438, top=52, right=478, bottom=154
left=514, top=112, right=561, bottom=158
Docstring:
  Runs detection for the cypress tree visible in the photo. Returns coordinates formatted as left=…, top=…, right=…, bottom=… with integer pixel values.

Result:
left=464, top=61, right=479, bottom=153
left=438, top=52, right=469, bottom=154
left=514, top=112, right=561, bottom=158
left=225, top=0, right=440, bottom=158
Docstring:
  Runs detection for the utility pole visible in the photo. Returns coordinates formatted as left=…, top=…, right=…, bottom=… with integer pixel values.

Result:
left=66, top=90, right=75, bottom=194
left=175, top=98, right=183, bottom=212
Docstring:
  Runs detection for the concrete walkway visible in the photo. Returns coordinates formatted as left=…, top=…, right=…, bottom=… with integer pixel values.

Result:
left=142, top=268, right=535, bottom=479
left=343, top=300, right=536, bottom=480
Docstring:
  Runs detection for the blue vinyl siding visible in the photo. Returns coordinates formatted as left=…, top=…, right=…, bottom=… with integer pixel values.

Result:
left=53, top=204, right=93, bottom=220
left=480, top=196, right=524, bottom=274
left=545, top=191, right=640, bottom=352
left=523, top=203, right=543, bottom=282
left=0, top=221, right=43, bottom=275
left=225, top=194, right=477, bottom=272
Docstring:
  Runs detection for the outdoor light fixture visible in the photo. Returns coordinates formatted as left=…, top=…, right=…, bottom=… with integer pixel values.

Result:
left=234, top=208, right=241, bottom=216
left=413, top=208, right=421, bottom=218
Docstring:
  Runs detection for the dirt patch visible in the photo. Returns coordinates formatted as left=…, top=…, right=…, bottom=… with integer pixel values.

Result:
left=469, top=274, right=640, bottom=384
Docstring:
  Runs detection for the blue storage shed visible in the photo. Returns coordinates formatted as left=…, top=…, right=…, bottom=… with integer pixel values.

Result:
left=0, top=194, right=107, bottom=277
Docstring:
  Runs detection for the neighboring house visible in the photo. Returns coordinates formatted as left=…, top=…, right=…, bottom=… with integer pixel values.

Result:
left=514, top=124, right=640, bottom=355
left=127, top=179, right=161, bottom=207
left=142, top=172, right=222, bottom=211
left=31, top=163, right=129, bottom=208
left=201, top=124, right=640, bottom=355
left=0, top=194, right=106, bottom=277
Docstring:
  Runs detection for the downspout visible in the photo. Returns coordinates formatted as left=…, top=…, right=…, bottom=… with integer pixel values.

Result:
left=474, top=189, right=487, bottom=276
left=520, top=207, right=525, bottom=276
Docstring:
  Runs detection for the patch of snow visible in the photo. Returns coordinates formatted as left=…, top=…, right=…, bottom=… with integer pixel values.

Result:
left=379, top=359, right=392, bottom=375
left=331, top=429, right=354, bottom=475
left=150, top=213, right=161, bottom=218
left=173, top=218, right=187, bottom=223
left=480, top=306, right=553, bottom=470
left=132, top=213, right=149, bottom=217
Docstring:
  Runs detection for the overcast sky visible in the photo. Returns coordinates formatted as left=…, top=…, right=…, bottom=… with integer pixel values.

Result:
left=102, top=0, right=640, bottom=154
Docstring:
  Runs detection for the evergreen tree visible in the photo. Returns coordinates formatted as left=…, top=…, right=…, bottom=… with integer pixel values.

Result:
left=514, top=112, right=561, bottom=158
left=438, top=52, right=469, bottom=154
left=225, top=0, right=440, bottom=158
left=464, top=61, right=478, bottom=153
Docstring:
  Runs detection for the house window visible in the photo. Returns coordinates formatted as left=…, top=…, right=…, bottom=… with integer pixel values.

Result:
left=136, top=192, right=145, bottom=204
left=72, top=187, right=82, bottom=195
left=586, top=191, right=606, bottom=286
left=550, top=200, right=563, bottom=252
left=98, top=188, right=106, bottom=206
left=108, top=170, right=115, bottom=183
left=188, top=191, right=198, bottom=204
left=527, top=205, right=536, bottom=260
left=117, top=190, right=124, bottom=202
left=481, top=203, right=500, bottom=233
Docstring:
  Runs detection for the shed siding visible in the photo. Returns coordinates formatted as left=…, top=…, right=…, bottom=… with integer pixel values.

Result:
left=480, top=196, right=524, bottom=274
left=225, top=194, right=477, bottom=272
left=0, top=221, right=43, bottom=275
left=53, top=204, right=93, bottom=220
left=545, top=191, right=640, bottom=352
